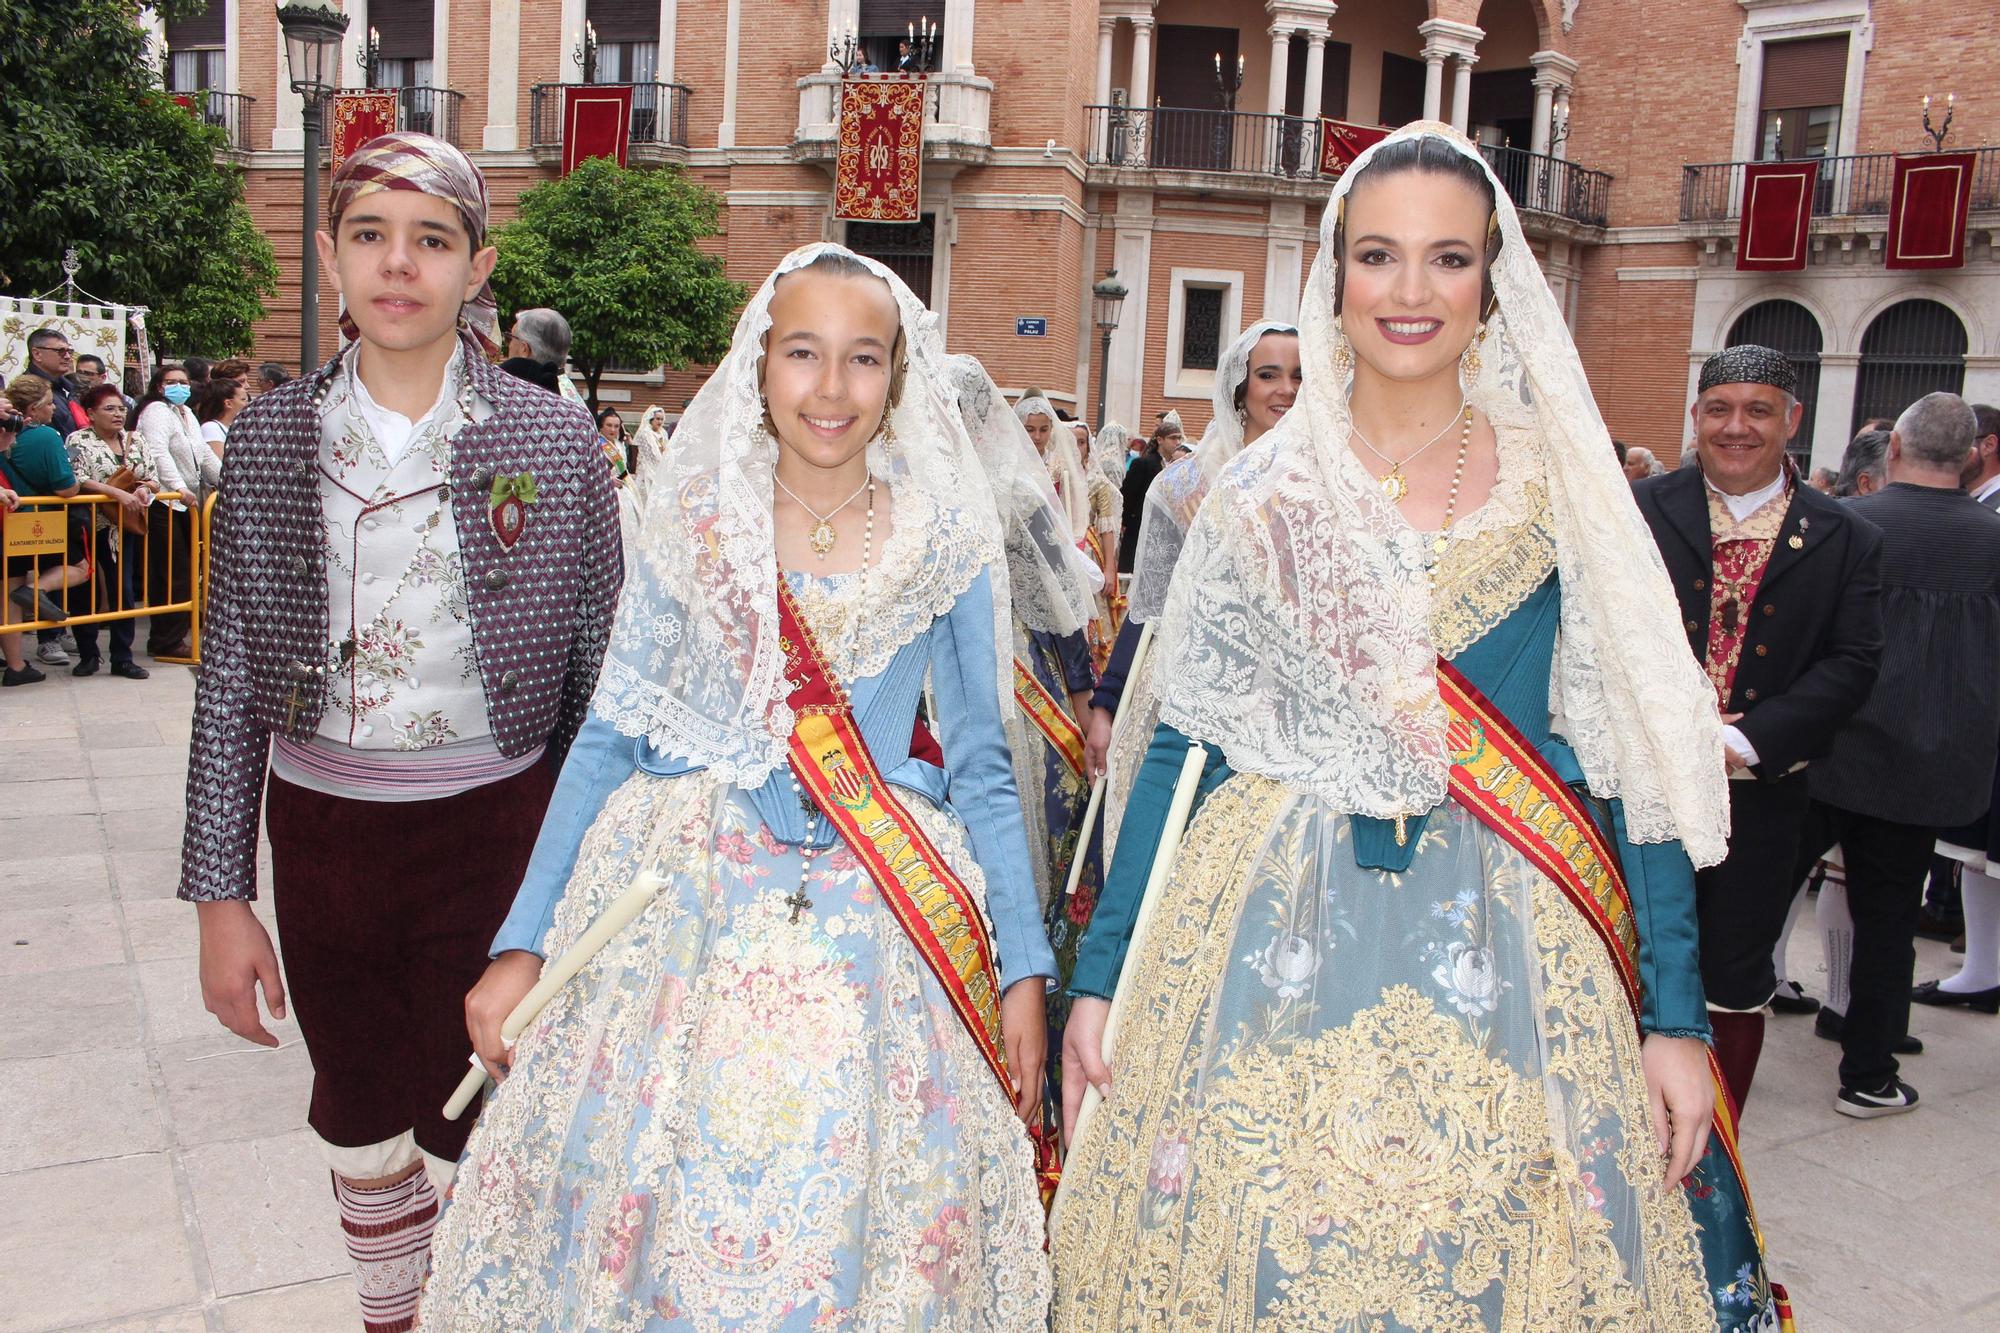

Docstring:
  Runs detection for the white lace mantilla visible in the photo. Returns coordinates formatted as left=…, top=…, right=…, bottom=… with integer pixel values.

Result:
left=592, top=244, right=1012, bottom=790
left=1151, top=124, right=1729, bottom=866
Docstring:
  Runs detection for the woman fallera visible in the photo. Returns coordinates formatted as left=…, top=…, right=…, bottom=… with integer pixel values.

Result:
left=1051, top=124, right=1788, bottom=1332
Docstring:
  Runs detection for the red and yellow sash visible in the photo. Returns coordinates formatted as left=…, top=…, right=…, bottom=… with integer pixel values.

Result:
left=1014, top=659, right=1086, bottom=777
left=778, top=576, right=1009, bottom=1092
left=1438, top=659, right=1791, bottom=1327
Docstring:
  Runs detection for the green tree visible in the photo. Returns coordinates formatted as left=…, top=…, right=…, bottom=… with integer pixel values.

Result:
left=0, top=1, right=278, bottom=356
left=490, top=157, right=741, bottom=409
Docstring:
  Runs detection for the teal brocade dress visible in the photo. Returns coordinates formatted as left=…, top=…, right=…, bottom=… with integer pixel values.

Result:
left=1053, top=572, right=1785, bottom=1332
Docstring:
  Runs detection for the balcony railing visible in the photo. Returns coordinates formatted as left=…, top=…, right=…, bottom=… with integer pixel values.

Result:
left=530, top=83, right=694, bottom=154
left=1084, top=106, right=1613, bottom=227
left=391, top=87, right=464, bottom=148
left=172, top=89, right=255, bottom=153
left=1479, top=144, right=1613, bottom=228
left=1680, top=146, right=2000, bottom=222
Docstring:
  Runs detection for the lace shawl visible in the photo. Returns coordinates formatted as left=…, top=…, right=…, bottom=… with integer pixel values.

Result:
left=1127, top=319, right=1298, bottom=624
left=1151, top=124, right=1729, bottom=865
left=595, top=244, right=1012, bottom=790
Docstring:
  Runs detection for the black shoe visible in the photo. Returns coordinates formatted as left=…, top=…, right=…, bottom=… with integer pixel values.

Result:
left=1769, top=980, right=1821, bottom=1015
left=1, top=664, right=46, bottom=686
left=1835, top=1078, right=1919, bottom=1119
left=108, top=661, right=149, bottom=680
left=70, top=656, right=100, bottom=677
left=7, top=585, right=67, bottom=623
left=1814, top=1007, right=1924, bottom=1053
left=1911, top=979, right=2000, bottom=1014
left=1915, top=909, right=1963, bottom=943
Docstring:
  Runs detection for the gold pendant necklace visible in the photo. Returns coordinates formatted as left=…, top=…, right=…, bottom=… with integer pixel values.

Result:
left=775, top=474, right=870, bottom=561
left=1350, top=397, right=1468, bottom=505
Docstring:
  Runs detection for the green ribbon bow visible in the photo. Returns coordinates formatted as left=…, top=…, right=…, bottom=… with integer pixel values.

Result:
left=490, top=471, right=539, bottom=506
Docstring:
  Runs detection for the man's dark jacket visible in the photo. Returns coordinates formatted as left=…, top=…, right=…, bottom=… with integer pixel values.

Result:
left=1634, top=466, right=1885, bottom=779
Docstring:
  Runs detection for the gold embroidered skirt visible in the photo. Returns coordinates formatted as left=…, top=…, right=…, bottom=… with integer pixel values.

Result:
left=1052, top=776, right=1716, bottom=1332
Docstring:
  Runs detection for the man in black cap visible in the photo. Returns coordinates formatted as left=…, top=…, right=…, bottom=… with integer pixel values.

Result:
left=1633, top=344, right=1884, bottom=1114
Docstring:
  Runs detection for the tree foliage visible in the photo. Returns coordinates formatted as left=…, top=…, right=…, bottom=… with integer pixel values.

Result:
left=490, top=157, right=742, bottom=409
left=0, top=1, right=278, bottom=355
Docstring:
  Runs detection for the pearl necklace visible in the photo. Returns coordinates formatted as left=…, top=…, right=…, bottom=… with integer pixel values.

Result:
left=1426, top=407, right=1476, bottom=592
left=1349, top=396, right=1470, bottom=504
left=781, top=477, right=874, bottom=925
left=775, top=472, right=872, bottom=560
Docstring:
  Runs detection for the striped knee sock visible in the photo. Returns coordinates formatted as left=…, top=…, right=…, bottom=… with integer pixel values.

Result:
left=332, top=1168, right=440, bottom=1333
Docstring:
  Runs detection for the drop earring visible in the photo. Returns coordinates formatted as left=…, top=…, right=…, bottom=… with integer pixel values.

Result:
left=1333, top=328, right=1354, bottom=375
left=1461, top=323, right=1487, bottom=381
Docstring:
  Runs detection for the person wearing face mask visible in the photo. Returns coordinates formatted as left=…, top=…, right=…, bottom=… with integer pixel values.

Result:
left=1631, top=348, right=1883, bottom=1115
left=133, top=365, right=210, bottom=658
left=1053, top=125, right=1788, bottom=1330
left=1082, top=321, right=1300, bottom=869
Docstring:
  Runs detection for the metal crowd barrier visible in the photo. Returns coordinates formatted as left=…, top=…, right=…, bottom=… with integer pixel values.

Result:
left=1, top=491, right=216, bottom=667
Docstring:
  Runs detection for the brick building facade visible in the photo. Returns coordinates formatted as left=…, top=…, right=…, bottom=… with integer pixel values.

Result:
left=158, top=0, right=1996, bottom=466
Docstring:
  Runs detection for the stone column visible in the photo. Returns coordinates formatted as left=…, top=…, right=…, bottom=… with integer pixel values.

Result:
left=1130, top=18, right=1154, bottom=110
left=942, top=0, right=976, bottom=76
left=1095, top=16, right=1117, bottom=158
left=1812, top=354, right=1863, bottom=473
left=1528, top=50, right=1577, bottom=157
left=1301, top=32, right=1328, bottom=120
left=485, top=0, right=521, bottom=150
left=1450, top=54, right=1475, bottom=133
left=1266, top=27, right=1292, bottom=117
left=1422, top=50, right=1444, bottom=121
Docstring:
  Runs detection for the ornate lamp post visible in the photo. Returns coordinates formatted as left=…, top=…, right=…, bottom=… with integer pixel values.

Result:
left=573, top=21, right=599, bottom=83
left=277, top=2, right=350, bottom=372
left=356, top=24, right=381, bottom=88
left=1092, top=269, right=1130, bottom=430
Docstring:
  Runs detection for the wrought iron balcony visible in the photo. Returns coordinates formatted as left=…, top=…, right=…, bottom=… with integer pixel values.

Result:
left=1680, top=146, right=2000, bottom=222
left=1480, top=144, right=1613, bottom=228
left=391, top=87, right=465, bottom=148
left=530, top=82, right=695, bottom=159
left=171, top=89, right=255, bottom=154
left=1082, top=106, right=1614, bottom=228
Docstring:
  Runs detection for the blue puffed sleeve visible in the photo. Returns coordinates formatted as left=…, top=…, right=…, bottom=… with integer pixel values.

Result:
left=1610, top=801, right=1713, bottom=1041
left=1068, top=720, right=1233, bottom=999
left=932, top=569, right=1060, bottom=988
left=490, top=710, right=640, bottom=957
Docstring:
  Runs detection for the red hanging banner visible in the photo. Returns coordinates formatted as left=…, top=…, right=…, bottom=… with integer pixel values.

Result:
left=1736, top=160, right=1819, bottom=271
left=1319, top=119, right=1390, bottom=180
left=1885, top=151, right=1976, bottom=270
left=835, top=78, right=926, bottom=223
left=329, top=91, right=399, bottom=176
left=560, top=84, right=634, bottom=175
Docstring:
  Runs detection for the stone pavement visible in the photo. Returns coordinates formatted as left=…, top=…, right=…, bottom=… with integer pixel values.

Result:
left=3, top=662, right=1998, bottom=1331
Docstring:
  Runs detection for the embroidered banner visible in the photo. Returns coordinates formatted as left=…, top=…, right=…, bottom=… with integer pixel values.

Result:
left=330, top=91, right=399, bottom=177
left=1736, top=160, right=1818, bottom=271
left=1886, top=151, right=1976, bottom=270
left=1014, top=659, right=1086, bottom=777
left=835, top=77, right=925, bottom=223
left=1319, top=118, right=1389, bottom=179
left=1437, top=658, right=1796, bottom=1333
left=561, top=83, right=634, bottom=175
left=0, top=298, right=128, bottom=384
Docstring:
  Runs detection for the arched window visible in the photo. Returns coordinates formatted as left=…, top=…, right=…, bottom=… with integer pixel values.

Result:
left=1727, top=299, right=1823, bottom=468
left=1853, top=299, right=1968, bottom=435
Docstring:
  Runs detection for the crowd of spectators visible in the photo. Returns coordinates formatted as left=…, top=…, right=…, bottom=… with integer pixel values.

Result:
left=0, top=324, right=268, bottom=686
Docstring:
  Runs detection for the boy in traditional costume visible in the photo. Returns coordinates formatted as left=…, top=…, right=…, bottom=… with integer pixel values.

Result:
left=178, top=132, right=622, bottom=1332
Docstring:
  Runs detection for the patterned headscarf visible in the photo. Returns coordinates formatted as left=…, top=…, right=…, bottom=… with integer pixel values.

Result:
left=1698, top=344, right=1798, bottom=396
left=328, top=132, right=500, bottom=354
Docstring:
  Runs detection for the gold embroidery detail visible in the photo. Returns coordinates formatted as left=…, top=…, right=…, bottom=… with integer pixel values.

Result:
left=1430, top=483, right=1558, bottom=658
left=1052, top=779, right=1713, bottom=1332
